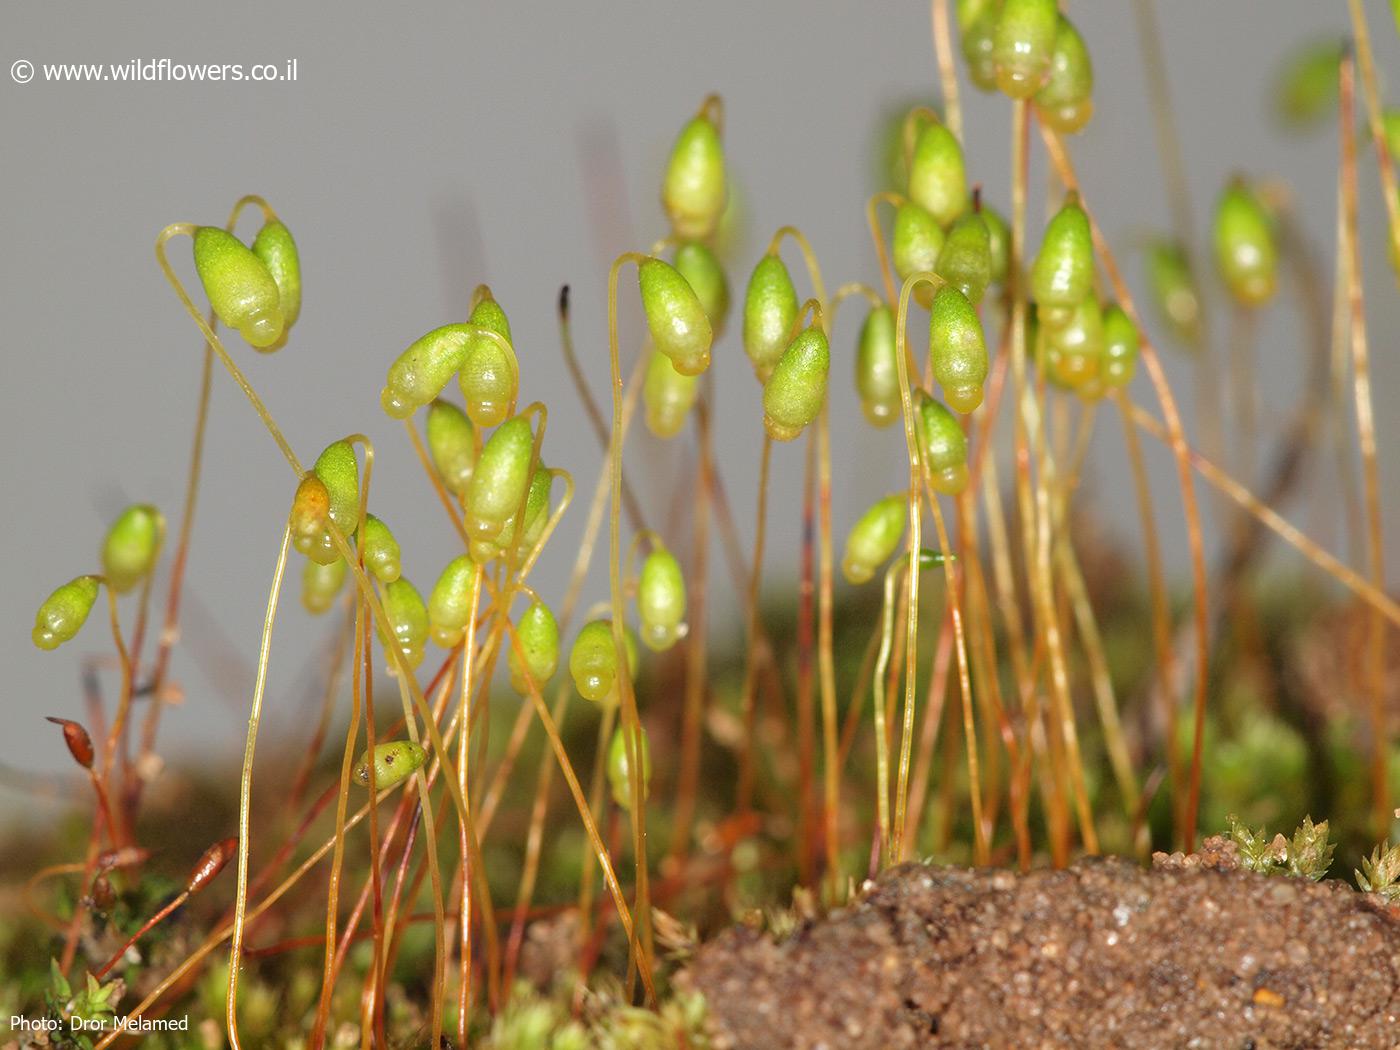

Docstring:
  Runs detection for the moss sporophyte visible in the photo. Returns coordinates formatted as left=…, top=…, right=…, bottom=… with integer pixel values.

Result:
left=20, top=4, right=1400, bottom=1044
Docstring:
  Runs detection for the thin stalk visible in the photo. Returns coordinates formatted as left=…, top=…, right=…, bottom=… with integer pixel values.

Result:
left=226, top=523, right=292, bottom=1050
left=1339, top=54, right=1390, bottom=838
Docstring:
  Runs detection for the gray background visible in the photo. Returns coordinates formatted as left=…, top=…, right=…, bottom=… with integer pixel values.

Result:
left=2, top=1, right=1398, bottom=811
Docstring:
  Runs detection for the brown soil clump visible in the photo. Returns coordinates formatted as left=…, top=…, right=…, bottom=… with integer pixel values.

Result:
left=684, top=856, right=1400, bottom=1048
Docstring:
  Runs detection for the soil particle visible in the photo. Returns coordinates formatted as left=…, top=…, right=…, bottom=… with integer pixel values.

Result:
left=683, top=856, right=1400, bottom=1048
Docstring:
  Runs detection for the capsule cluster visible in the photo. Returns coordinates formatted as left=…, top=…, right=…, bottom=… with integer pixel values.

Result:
left=191, top=216, right=301, bottom=351
left=381, top=294, right=521, bottom=426
left=1030, top=193, right=1139, bottom=399
left=33, top=503, right=166, bottom=651
left=959, top=0, right=1094, bottom=133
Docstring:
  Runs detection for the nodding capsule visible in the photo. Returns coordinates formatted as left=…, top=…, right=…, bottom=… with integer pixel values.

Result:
left=842, top=494, right=908, bottom=586
left=1042, top=296, right=1105, bottom=393
left=301, top=556, right=347, bottom=616
left=742, top=254, right=799, bottom=381
left=32, top=575, right=101, bottom=651
left=1145, top=239, right=1203, bottom=347
left=916, top=392, right=970, bottom=496
left=464, top=414, right=535, bottom=542
left=644, top=348, right=701, bottom=440
left=1031, top=193, right=1095, bottom=329
left=662, top=107, right=726, bottom=241
left=382, top=324, right=474, bottom=420
left=992, top=0, right=1059, bottom=99
left=638, top=546, right=687, bottom=652
left=290, top=473, right=336, bottom=565
left=855, top=305, right=900, bottom=428
left=763, top=324, right=830, bottom=442
left=45, top=716, right=94, bottom=769
left=569, top=620, right=637, bottom=706
left=929, top=284, right=989, bottom=415
left=935, top=211, right=993, bottom=306
left=673, top=241, right=731, bottom=335
left=101, top=504, right=165, bottom=594
left=251, top=218, right=301, bottom=330
left=459, top=292, right=517, bottom=428
left=353, top=740, right=428, bottom=790
left=1034, top=14, right=1095, bottom=135
left=960, top=0, right=1000, bottom=93
left=1213, top=178, right=1278, bottom=308
left=607, top=725, right=652, bottom=812
left=360, top=514, right=401, bottom=584
left=907, top=121, right=968, bottom=227
left=425, top=399, right=476, bottom=499
left=508, top=600, right=561, bottom=695
left=892, top=202, right=945, bottom=310
left=191, top=226, right=285, bottom=351
left=1102, top=304, right=1140, bottom=389
left=313, top=440, right=361, bottom=540
left=638, top=257, right=713, bottom=377
left=428, top=555, right=477, bottom=649
left=381, top=577, right=428, bottom=672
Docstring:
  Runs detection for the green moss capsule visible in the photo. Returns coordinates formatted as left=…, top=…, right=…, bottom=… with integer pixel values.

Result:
left=960, top=1, right=1001, bottom=93
left=638, top=547, right=687, bottom=652
left=892, top=201, right=945, bottom=309
left=508, top=600, right=560, bottom=695
left=381, top=324, right=473, bottom=419
left=1275, top=40, right=1343, bottom=128
left=855, top=305, right=900, bottom=427
left=1146, top=240, right=1203, bottom=347
left=472, top=466, right=552, bottom=564
left=916, top=391, right=969, bottom=495
left=982, top=205, right=1010, bottom=286
left=1034, top=14, right=1094, bottom=134
left=673, top=241, right=730, bottom=335
left=425, top=399, right=476, bottom=500
left=907, top=122, right=968, bottom=227
left=763, top=324, right=830, bottom=442
left=743, top=254, right=800, bottom=381
left=643, top=348, right=700, bottom=440
left=360, top=514, right=401, bottom=584
left=464, top=415, right=534, bottom=541
left=662, top=112, right=726, bottom=241
left=101, top=504, right=164, bottom=594
left=32, top=575, right=101, bottom=651
left=607, top=726, right=652, bottom=812
left=935, top=211, right=992, bottom=306
left=382, top=577, right=428, bottom=671
left=1031, top=194, right=1094, bottom=328
left=841, top=493, right=907, bottom=585
left=992, top=0, right=1058, bottom=99
left=1213, top=179, right=1278, bottom=308
left=314, top=440, right=360, bottom=541
left=638, top=257, right=712, bottom=377
left=250, top=219, right=301, bottom=329
left=569, top=620, right=638, bottom=705
left=301, top=556, right=346, bottom=616
left=929, top=285, right=988, bottom=414
left=428, top=555, right=477, bottom=648
left=290, top=474, right=336, bottom=565
left=353, top=740, right=427, bottom=790
left=192, top=226, right=285, bottom=350
left=458, top=292, right=517, bottom=428
left=1102, top=304, right=1140, bottom=389
left=1042, top=296, right=1105, bottom=392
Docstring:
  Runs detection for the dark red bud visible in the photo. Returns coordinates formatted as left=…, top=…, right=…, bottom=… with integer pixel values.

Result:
left=186, top=837, right=238, bottom=894
left=46, top=716, right=94, bottom=769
